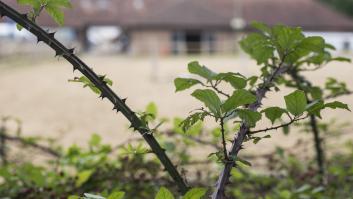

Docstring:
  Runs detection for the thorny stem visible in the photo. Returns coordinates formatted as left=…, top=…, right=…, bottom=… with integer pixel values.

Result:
left=220, top=118, right=228, bottom=160
left=0, top=126, right=7, bottom=165
left=0, top=2, right=189, bottom=194
left=289, top=70, right=326, bottom=184
left=212, top=55, right=289, bottom=199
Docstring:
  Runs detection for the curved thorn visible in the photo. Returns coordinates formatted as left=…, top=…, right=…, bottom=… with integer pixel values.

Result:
left=122, top=98, right=127, bottom=103
left=37, top=37, right=44, bottom=43
left=113, top=104, right=120, bottom=112
left=68, top=48, right=75, bottom=55
left=99, top=93, right=106, bottom=99
left=72, top=65, right=80, bottom=72
left=55, top=50, right=64, bottom=57
left=98, top=75, right=106, bottom=82
left=48, top=32, right=56, bottom=39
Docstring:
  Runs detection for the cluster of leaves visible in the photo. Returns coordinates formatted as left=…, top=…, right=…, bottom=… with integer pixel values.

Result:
left=17, top=0, right=72, bottom=25
left=174, top=60, right=349, bottom=162
left=72, top=187, right=207, bottom=199
left=1, top=112, right=353, bottom=198
left=0, top=131, right=170, bottom=198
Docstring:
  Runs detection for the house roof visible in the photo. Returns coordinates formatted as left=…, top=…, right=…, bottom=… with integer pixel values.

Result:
left=1, top=0, right=353, bottom=31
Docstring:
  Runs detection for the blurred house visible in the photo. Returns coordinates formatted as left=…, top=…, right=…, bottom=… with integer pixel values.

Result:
left=1, top=0, right=353, bottom=55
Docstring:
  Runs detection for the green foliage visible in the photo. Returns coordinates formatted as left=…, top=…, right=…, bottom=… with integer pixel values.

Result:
left=324, top=101, right=350, bottom=111
left=69, top=76, right=113, bottom=95
left=174, top=78, right=201, bottom=92
left=6, top=5, right=353, bottom=197
left=191, top=89, right=222, bottom=117
left=262, top=107, right=287, bottom=124
left=16, top=0, right=72, bottom=26
left=155, top=187, right=175, bottom=199
left=240, top=32, right=274, bottom=64
left=215, top=73, right=247, bottom=89
left=222, top=89, right=257, bottom=113
left=188, top=61, right=216, bottom=81
left=237, top=109, right=262, bottom=127
left=284, top=90, right=307, bottom=116
left=182, top=188, right=207, bottom=199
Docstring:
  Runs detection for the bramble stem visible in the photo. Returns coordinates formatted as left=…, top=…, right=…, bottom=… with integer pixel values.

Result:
left=0, top=2, right=188, bottom=193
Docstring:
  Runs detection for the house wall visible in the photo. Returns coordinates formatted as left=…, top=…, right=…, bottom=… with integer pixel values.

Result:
left=214, top=31, right=238, bottom=54
left=304, top=31, right=353, bottom=51
left=129, top=30, right=172, bottom=55
left=128, top=30, right=239, bottom=55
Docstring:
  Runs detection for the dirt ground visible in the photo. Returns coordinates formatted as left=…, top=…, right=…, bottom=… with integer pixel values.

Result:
left=0, top=52, right=352, bottom=157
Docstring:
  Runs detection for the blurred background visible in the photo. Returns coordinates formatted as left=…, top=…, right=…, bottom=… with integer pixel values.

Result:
left=0, top=0, right=352, bottom=153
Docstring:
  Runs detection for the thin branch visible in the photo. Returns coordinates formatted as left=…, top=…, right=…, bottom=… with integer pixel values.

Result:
left=324, top=91, right=353, bottom=100
left=249, top=115, right=309, bottom=134
left=204, top=81, right=231, bottom=98
left=2, top=134, right=60, bottom=157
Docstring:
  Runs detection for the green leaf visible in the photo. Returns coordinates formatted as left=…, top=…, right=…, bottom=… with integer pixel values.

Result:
left=262, top=107, right=287, bottom=124
left=306, top=100, right=325, bottom=118
left=183, top=188, right=207, bottom=199
left=331, top=57, right=351, bottom=63
left=155, top=187, right=175, bottom=199
left=191, top=89, right=222, bottom=116
left=107, top=191, right=125, bottom=199
left=17, top=0, right=41, bottom=11
left=76, top=169, right=94, bottom=187
left=251, top=21, right=271, bottom=34
left=237, top=109, right=262, bottom=127
left=271, top=25, right=304, bottom=56
left=235, top=157, right=252, bottom=167
left=214, top=73, right=247, bottom=89
left=240, top=33, right=274, bottom=64
left=174, top=78, right=201, bottom=92
left=47, top=0, right=72, bottom=8
left=283, top=125, right=290, bottom=135
left=188, top=61, right=216, bottom=80
left=247, top=76, right=258, bottom=87
left=68, top=196, right=80, bottom=199
left=180, top=112, right=206, bottom=133
left=222, top=89, right=257, bottom=113
left=298, top=36, right=325, bottom=52
left=284, top=90, right=307, bottom=116
left=89, top=133, right=101, bottom=146
left=324, top=101, right=350, bottom=111
left=309, top=87, right=323, bottom=100
left=45, top=5, right=65, bottom=26
left=146, top=102, right=158, bottom=118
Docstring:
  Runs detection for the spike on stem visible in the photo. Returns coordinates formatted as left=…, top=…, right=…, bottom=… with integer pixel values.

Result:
left=98, top=75, right=106, bottom=82
left=37, top=37, right=44, bottom=43
left=113, top=104, right=120, bottom=112
left=122, top=98, right=127, bottom=103
left=68, top=48, right=75, bottom=55
left=99, top=93, right=106, bottom=100
left=20, top=13, right=28, bottom=19
left=48, top=32, right=56, bottom=39
left=72, top=65, right=80, bottom=72
left=55, top=50, right=64, bottom=57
